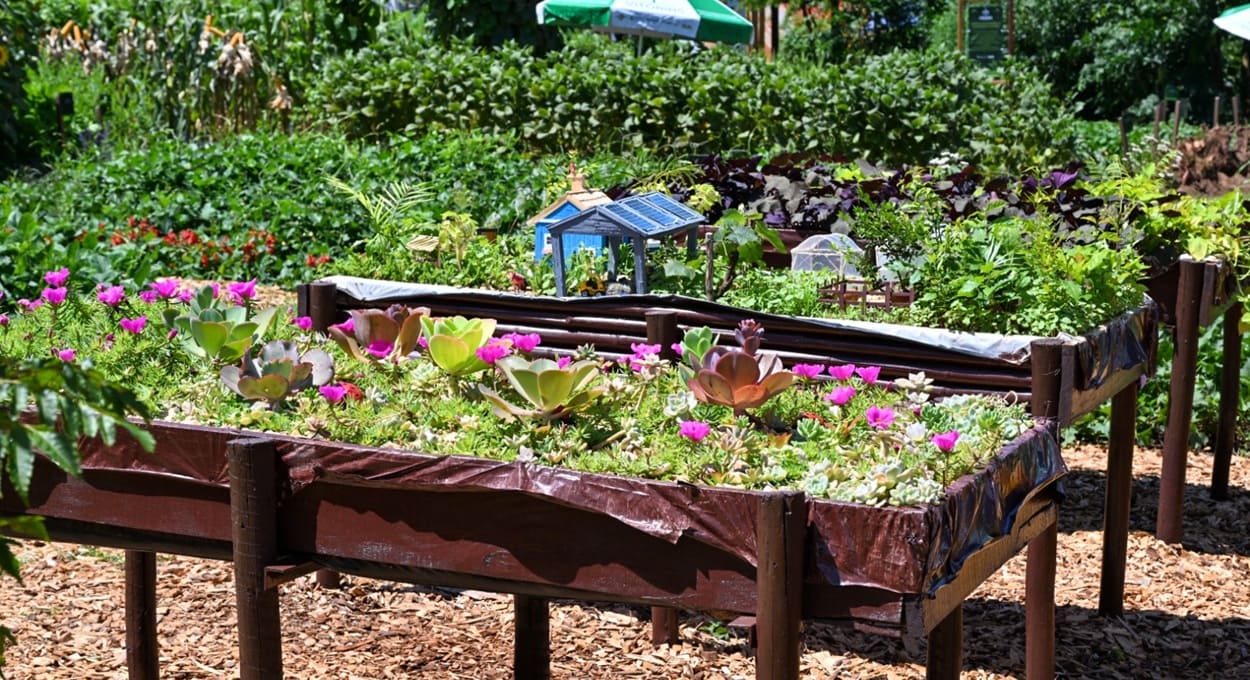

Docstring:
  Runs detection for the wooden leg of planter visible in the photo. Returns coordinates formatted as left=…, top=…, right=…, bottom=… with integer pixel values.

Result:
left=513, top=594, right=550, bottom=680
left=314, top=569, right=341, bottom=589
left=1158, top=256, right=1203, bottom=544
left=1100, top=379, right=1137, bottom=617
left=125, top=550, right=159, bottom=680
left=755, top=491, right=806, bottom=680
left=1029, top=338, right=1072, bottom=431
left=228, top=438, right=283, bottom=680
left=926, top=605, right=962, bottom=680
left=650, top=607, right=680, bottom=645
left=1026, top=521, right=1057, bottom=680
left=1212, top=301, right=1242, bottom=500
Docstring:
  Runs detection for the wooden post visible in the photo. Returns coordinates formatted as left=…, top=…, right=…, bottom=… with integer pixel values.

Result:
left=314, top=569, right=342, bottom=589
left=1172, top=100, right=1183, bottom=145
left=125, top=550, right=160, bottom=680
left=1212, top=300, right=1242, bottom=500
left=1153, top=101, right=1164, bottom=141
left=1118, top=115, right=1130, bottom=160
left=755, top=491, right=806, bottom=680
left=513, top=595, right=550, bottom=680
left=1158, top=257, right=1204, bottom=544
left=229, top=438, right=284, bottom=680
left=1214, top=96, right=1222, bottom=128
left=647, top=311, right=681, bottom=362
left=927, top=605, right=962, bottom=680
left=1025, top=522, right=1057, bottom=680
left=650, top=607, right=680, bottom=646
left=1099, top=379, right=1137, bottom=616
left=1234, top=95, right=1242, bottom=127
left=1029, top=338, right=1070, bottom=431
left=298, top=281, right=338, bottom=334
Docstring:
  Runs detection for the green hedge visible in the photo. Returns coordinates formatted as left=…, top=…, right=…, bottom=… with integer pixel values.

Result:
left=310, top=30, right=1076, bottom=173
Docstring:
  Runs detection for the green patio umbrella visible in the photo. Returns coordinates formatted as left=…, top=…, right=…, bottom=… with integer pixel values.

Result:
left=1216, top=3, right=1250, bottom=41
left=536, top=0, right=753, bottom=45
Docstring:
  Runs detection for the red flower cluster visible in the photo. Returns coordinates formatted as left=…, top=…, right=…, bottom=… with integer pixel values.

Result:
left=305, top=253, right=332, bottom=267
left=106, top=218, right=281, bottom=268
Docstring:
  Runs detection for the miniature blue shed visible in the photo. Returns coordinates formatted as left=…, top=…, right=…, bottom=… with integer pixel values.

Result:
left=527, top=167, right=613, bottom=263
left=547, top=192, right=705, bottom=296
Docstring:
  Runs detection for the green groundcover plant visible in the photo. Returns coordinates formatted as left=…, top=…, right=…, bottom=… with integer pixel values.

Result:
left=0, top=268, right=1035, bottom=508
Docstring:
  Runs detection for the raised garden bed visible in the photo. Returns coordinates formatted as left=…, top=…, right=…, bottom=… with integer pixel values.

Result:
left=298, top=276, right=1156, bottom=620
left=2, top=417, right=1064, bottom=679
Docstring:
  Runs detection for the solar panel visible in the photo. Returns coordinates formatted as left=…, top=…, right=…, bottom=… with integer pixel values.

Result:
left=637, top=192, right=706, bottom=223
left=619, top=195, right=682, bottom=227
left=601, top=202, right=669, bottom=235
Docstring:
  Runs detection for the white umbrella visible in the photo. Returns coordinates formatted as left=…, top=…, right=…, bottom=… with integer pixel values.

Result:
left=1215, top=3, right=1250, bottom=40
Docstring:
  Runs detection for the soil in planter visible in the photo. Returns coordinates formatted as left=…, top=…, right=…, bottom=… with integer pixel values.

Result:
left=1176, top=126, right=1250, bottom=197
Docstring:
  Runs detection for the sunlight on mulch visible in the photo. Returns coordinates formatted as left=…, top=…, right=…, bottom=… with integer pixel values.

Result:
left=2, top=446, right=1248, bottom=677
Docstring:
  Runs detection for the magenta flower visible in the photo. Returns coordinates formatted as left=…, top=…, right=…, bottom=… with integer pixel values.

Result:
left=17, top=298, right=36, bottom=311
left=364, top=340, right=394, bottom=359
left=166, top=329, right=178, bottom=340
left=44, top=267, right=70, bottom=287
left=0, top=314, right=8, bottom=327
left=319, top=383, right=348, bottom=404
left=792, top=363, right=825, bottom=379
left=864, top=405, right=896, bottom=429
left=330, top=318, right=355, bottom=335
left=828, top=363, right=856, bottom=381
left=931, top=430, right=960, bottom=452
left=41, top=287, right=68, bottom=306
left=556, top=356, right=572, bottom=369
left=176, top=288, right=194, bottom=304
left=678, top=420, right=712, bottom=442
left=292, top=316, right=313, bottom=331
left=417, top=335, right=429, bottom=350
left=149, top=279, right=181, bottom=299
left=856, top=365, right=882, bottom=385
left=119, top=316, right=147, bottom=334
left=630, top=342, right=661, bottom=358
left=670, top=342, right=684, bottom=356
left=138, top=290, right=158, bottom=304
left=56, top=348, right=76, bottom=362
left=227, top=279, right=257, bottom=304
left=97, top=285, right=125, bottom=307
left=502, top=332, right=541, bottom=353
left=824, top=385, right=857, bottom=406
left=476, top=339, right=513, bottom=365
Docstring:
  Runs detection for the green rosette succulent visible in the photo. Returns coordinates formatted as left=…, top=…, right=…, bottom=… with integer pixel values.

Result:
left=479, top=356, right=605, bottom=422
left=221, top=340, right=335, bottom=409
left=419, top=315, right=497, bottom=377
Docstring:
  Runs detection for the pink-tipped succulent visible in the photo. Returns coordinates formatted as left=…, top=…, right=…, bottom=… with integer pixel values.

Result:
left=686, top=320, right=794, bottom=414
left=327, top=304, right=429, bottom=364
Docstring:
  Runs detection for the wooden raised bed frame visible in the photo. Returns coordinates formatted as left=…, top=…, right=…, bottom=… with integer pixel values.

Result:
left=4, top=418, right=1062, bottom=680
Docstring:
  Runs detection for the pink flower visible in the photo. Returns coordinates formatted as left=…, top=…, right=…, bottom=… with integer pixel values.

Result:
left=149, top=279, right=181, bottom=299
left=41, top=287, right=68, bottom=306
left=330, top=318, right=355, bottom=335
left=792, top=363, right=824, bottom=379
left=119, top=316, right=147, bottom=334
left=292, top=316, right=313, bottom=331
left=319, top=384, right=348, bottom=404
left=931, top=431, right=960, bottom=452
left=44, top=267, right=70, bottom=287
left=628, top=342, right=662, bottom=370
left=824, top=385, right=857, bottom=406
left=166, top=329, right=178, bottom=340
left=678, top=420, right=711, bottom=442
left=476, top=339, right=513, bottom=365
left=176, top=288, right=194, bottom=304
left=556, top=356, right=572, bottom=369
left=828, top=363, right=856, bottom=381
left=139, top=290, right=158, bottom=304
left=56, top=348, right=76, bottom=362
left=227, top=279, right=257, bottom=304
left=364, top=340, right=394, bottom=359
left=0, top=314, right=8, bottom=327
left=417, top=335, right=428, bottom=349
left=855, top=365, right=881, bottom=385
left=97, top=285, right=125, bottom=307
left=502, top=332, right=541, bottom=353
left=864, top=405, right=896, bottom=429
left=670, top=342, right=684, bottom=356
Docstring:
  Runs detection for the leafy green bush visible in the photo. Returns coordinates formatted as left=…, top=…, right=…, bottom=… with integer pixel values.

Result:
left=1, top=0, right=41, bottom=173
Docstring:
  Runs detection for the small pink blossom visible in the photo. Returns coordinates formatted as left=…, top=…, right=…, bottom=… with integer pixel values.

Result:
left=670, top=342, right=684, bottom=356
left=417, top=335, right=428, bottom=349
left=828, top=363, right=856, bottom=381
left=292, top=316, right=313, bottom=331
left=176, top=288, right=195, bottom=304
left=17, top=298, right=31, bottom=310
left=319, top=384, right=348, bottom=404
left=149, top=279, right=181, bottom=299
left=630, top=342, right=661, bottom=358
left=556, top=356, right=572, bottom=369
left=139, top=290, right=158, bottom=304
left=502, top=332, right=541, bottom=353
left=0, top=314, right=8, bottom=327
left=476, top=339, right=513, bottom=365
left=226, top=279, right=257, bottom=305
left=824, top=385, right=857, bottom=406
left=330, top=318, right=355, bottom=335
left=56, top=348, right=76, bottom=362
left=102, top=333, right=115, bottom=350
left=792, top=363, right=825, bottom=379
left=855, top=365, right=882, bottom=385
left=97, top=285, right=125, bottom=307
left=931, top=431, right=960, bottom=452
left=119, top=316, right=147, bottom=334
left=364, top=340, right=394, bottom=359
left=166, top=329, right=178, bottom=340
left=41, top=287, right=68, bottom=306
left=864, top=405, right=896, bottom=429
left=44, top=267, right=70, bottom=286
left=678, top=420, right=711, bottom=442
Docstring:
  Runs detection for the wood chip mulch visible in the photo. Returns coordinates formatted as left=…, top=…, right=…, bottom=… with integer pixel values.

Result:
left=2, top=444, right=1248, bottom=679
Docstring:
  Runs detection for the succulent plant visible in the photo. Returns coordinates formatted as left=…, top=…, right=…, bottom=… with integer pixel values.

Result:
left=419, top=315, right=497, bottom=377
left=479, top=356, right=605, bottom=422
left=327, top=305, right=428, bottom=364
left=220, top=340, right=334, bottom=409
left=686, top=320, right=794, bottom=414
left=162, top=284, right=277, bottom=364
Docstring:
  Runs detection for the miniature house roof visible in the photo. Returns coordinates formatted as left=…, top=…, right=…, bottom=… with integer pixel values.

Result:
left=526, top=167, right=613, bottom=227
left=546, top=192, right=705, bottom=240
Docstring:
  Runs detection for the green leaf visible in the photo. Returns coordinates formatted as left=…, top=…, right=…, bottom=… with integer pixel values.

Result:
left=189, top=319, right=229, bottom=359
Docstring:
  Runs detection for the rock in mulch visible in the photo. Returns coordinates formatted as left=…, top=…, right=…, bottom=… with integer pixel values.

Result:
left=1, top=444, right=1248, bottom=678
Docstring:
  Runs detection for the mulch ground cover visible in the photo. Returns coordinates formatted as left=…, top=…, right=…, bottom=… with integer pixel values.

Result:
left=1, top=442, right=1247, bottom=679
